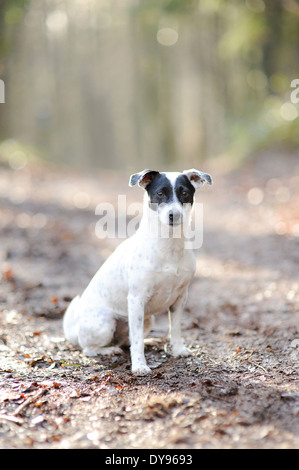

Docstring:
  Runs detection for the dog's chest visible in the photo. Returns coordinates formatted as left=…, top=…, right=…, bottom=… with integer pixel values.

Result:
left=144, top=256, right=195, bottom=315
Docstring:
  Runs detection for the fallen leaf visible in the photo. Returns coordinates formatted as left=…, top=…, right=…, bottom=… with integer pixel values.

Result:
left=3, top=266, right=14, bottom=281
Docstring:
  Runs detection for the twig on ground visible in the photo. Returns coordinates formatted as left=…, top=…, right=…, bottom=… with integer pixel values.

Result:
left=12, top=388, right=48, bottom=417
left=0, top=414, right=23, bottom=425
left=0, top=387, right=48, bottom=426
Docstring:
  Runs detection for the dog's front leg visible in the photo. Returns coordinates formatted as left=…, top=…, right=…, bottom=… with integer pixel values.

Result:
left=169, top=292, right=191, bottom=357
left=127, top=294, right=151, bottom=375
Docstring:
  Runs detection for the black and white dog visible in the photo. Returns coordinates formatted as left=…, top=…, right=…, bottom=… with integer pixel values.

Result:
left=63, top=169, right=212, bottom=375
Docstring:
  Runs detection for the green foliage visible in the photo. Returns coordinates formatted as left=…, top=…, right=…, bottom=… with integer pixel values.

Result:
left=133, top=0, right=299, bottom=160
left=134, top=0, right=198, bottom=16
left=218, top=11, right=268, bottom=57
left=0, top=0, right=30, bottom=58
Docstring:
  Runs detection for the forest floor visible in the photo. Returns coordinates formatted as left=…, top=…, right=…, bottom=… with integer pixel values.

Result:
left=0, top=150, right=298, bottom=450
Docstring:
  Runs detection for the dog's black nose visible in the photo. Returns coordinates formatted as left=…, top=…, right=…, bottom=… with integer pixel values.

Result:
left=169, top=211, right=174, bottom=223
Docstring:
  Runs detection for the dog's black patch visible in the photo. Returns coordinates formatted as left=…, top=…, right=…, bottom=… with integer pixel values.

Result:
left=146, top=173, right=196, bottom=208
left=146, top=173, right=174, bottom=206
left=174, top=175, right=195, bottom=205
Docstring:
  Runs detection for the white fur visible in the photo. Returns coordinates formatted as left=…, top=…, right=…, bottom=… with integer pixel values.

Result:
left=63, top=170, right=210, bottom=375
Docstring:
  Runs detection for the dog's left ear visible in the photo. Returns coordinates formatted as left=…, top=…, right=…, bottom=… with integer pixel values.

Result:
left=183, top=169, right=212, bottom=189
left=129, top=169, right=160, bottom=189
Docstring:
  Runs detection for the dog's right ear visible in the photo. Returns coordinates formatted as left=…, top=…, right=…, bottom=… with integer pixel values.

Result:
left=129, top=169, right=160, bottom=189
left=183, top=169, right=212, bottom=189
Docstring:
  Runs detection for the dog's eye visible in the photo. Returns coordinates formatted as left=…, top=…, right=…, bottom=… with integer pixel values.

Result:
left=157, top=191, right=164, bottom=197
left=182, top=191, right=189, bottom=197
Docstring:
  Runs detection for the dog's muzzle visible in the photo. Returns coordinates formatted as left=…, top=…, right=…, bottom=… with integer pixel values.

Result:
left=168, top=210, right=183, bottom=226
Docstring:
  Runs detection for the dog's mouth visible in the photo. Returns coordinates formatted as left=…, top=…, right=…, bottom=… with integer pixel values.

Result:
left=168, top=218, right=183, bottom=227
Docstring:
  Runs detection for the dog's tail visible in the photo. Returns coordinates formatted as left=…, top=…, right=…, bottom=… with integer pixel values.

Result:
left=63, top=295, right=80, bottom=346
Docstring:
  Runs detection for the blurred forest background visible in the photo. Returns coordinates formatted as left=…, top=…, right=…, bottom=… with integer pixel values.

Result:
left=0, top=0, right=298, bottom=171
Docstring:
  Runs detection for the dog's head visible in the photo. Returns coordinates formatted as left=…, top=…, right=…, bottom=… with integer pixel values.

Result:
left=129, top=169, right=212, bottom=227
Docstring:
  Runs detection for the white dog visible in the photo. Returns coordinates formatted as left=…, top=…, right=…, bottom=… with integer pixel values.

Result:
left=63, top=169, right=212, bottom=375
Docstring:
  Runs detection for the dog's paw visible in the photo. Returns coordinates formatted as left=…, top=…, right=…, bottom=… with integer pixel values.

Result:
left=99, top=346, right=123, bottom=356
left=171, top=345, right=191, bottom=358
left=132, top=364, right=152, bottom=376
left=83, top=346, right=122, bottom=357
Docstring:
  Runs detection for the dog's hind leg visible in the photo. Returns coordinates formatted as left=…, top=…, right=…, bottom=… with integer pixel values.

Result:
left=77, top=308, right=122, bottom=357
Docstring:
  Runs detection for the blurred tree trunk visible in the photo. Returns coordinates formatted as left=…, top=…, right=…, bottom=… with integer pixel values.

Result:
left=262, top=0, right=283, bottom=78
left=0, top=1, right=30, bottom=139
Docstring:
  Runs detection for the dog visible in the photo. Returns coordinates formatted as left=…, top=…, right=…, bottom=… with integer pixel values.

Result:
left=63, top=168, right=212, bottom=375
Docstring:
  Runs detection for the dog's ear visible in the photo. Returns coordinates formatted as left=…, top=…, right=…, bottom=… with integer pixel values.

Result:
left=129, top=169, right=160, bottom=189
left=183, top=169, right=212, bottom=189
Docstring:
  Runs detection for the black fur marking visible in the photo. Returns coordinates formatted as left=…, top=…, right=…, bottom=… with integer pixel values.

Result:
left=175, top=175, right=195, bottom=205
left=146, top=173, right=174, bottom=206
left=146, top=173, right=196, bottom=209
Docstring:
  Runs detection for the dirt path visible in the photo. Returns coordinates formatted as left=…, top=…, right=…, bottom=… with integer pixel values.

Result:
left=0, top=152, right=298, bottom=449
